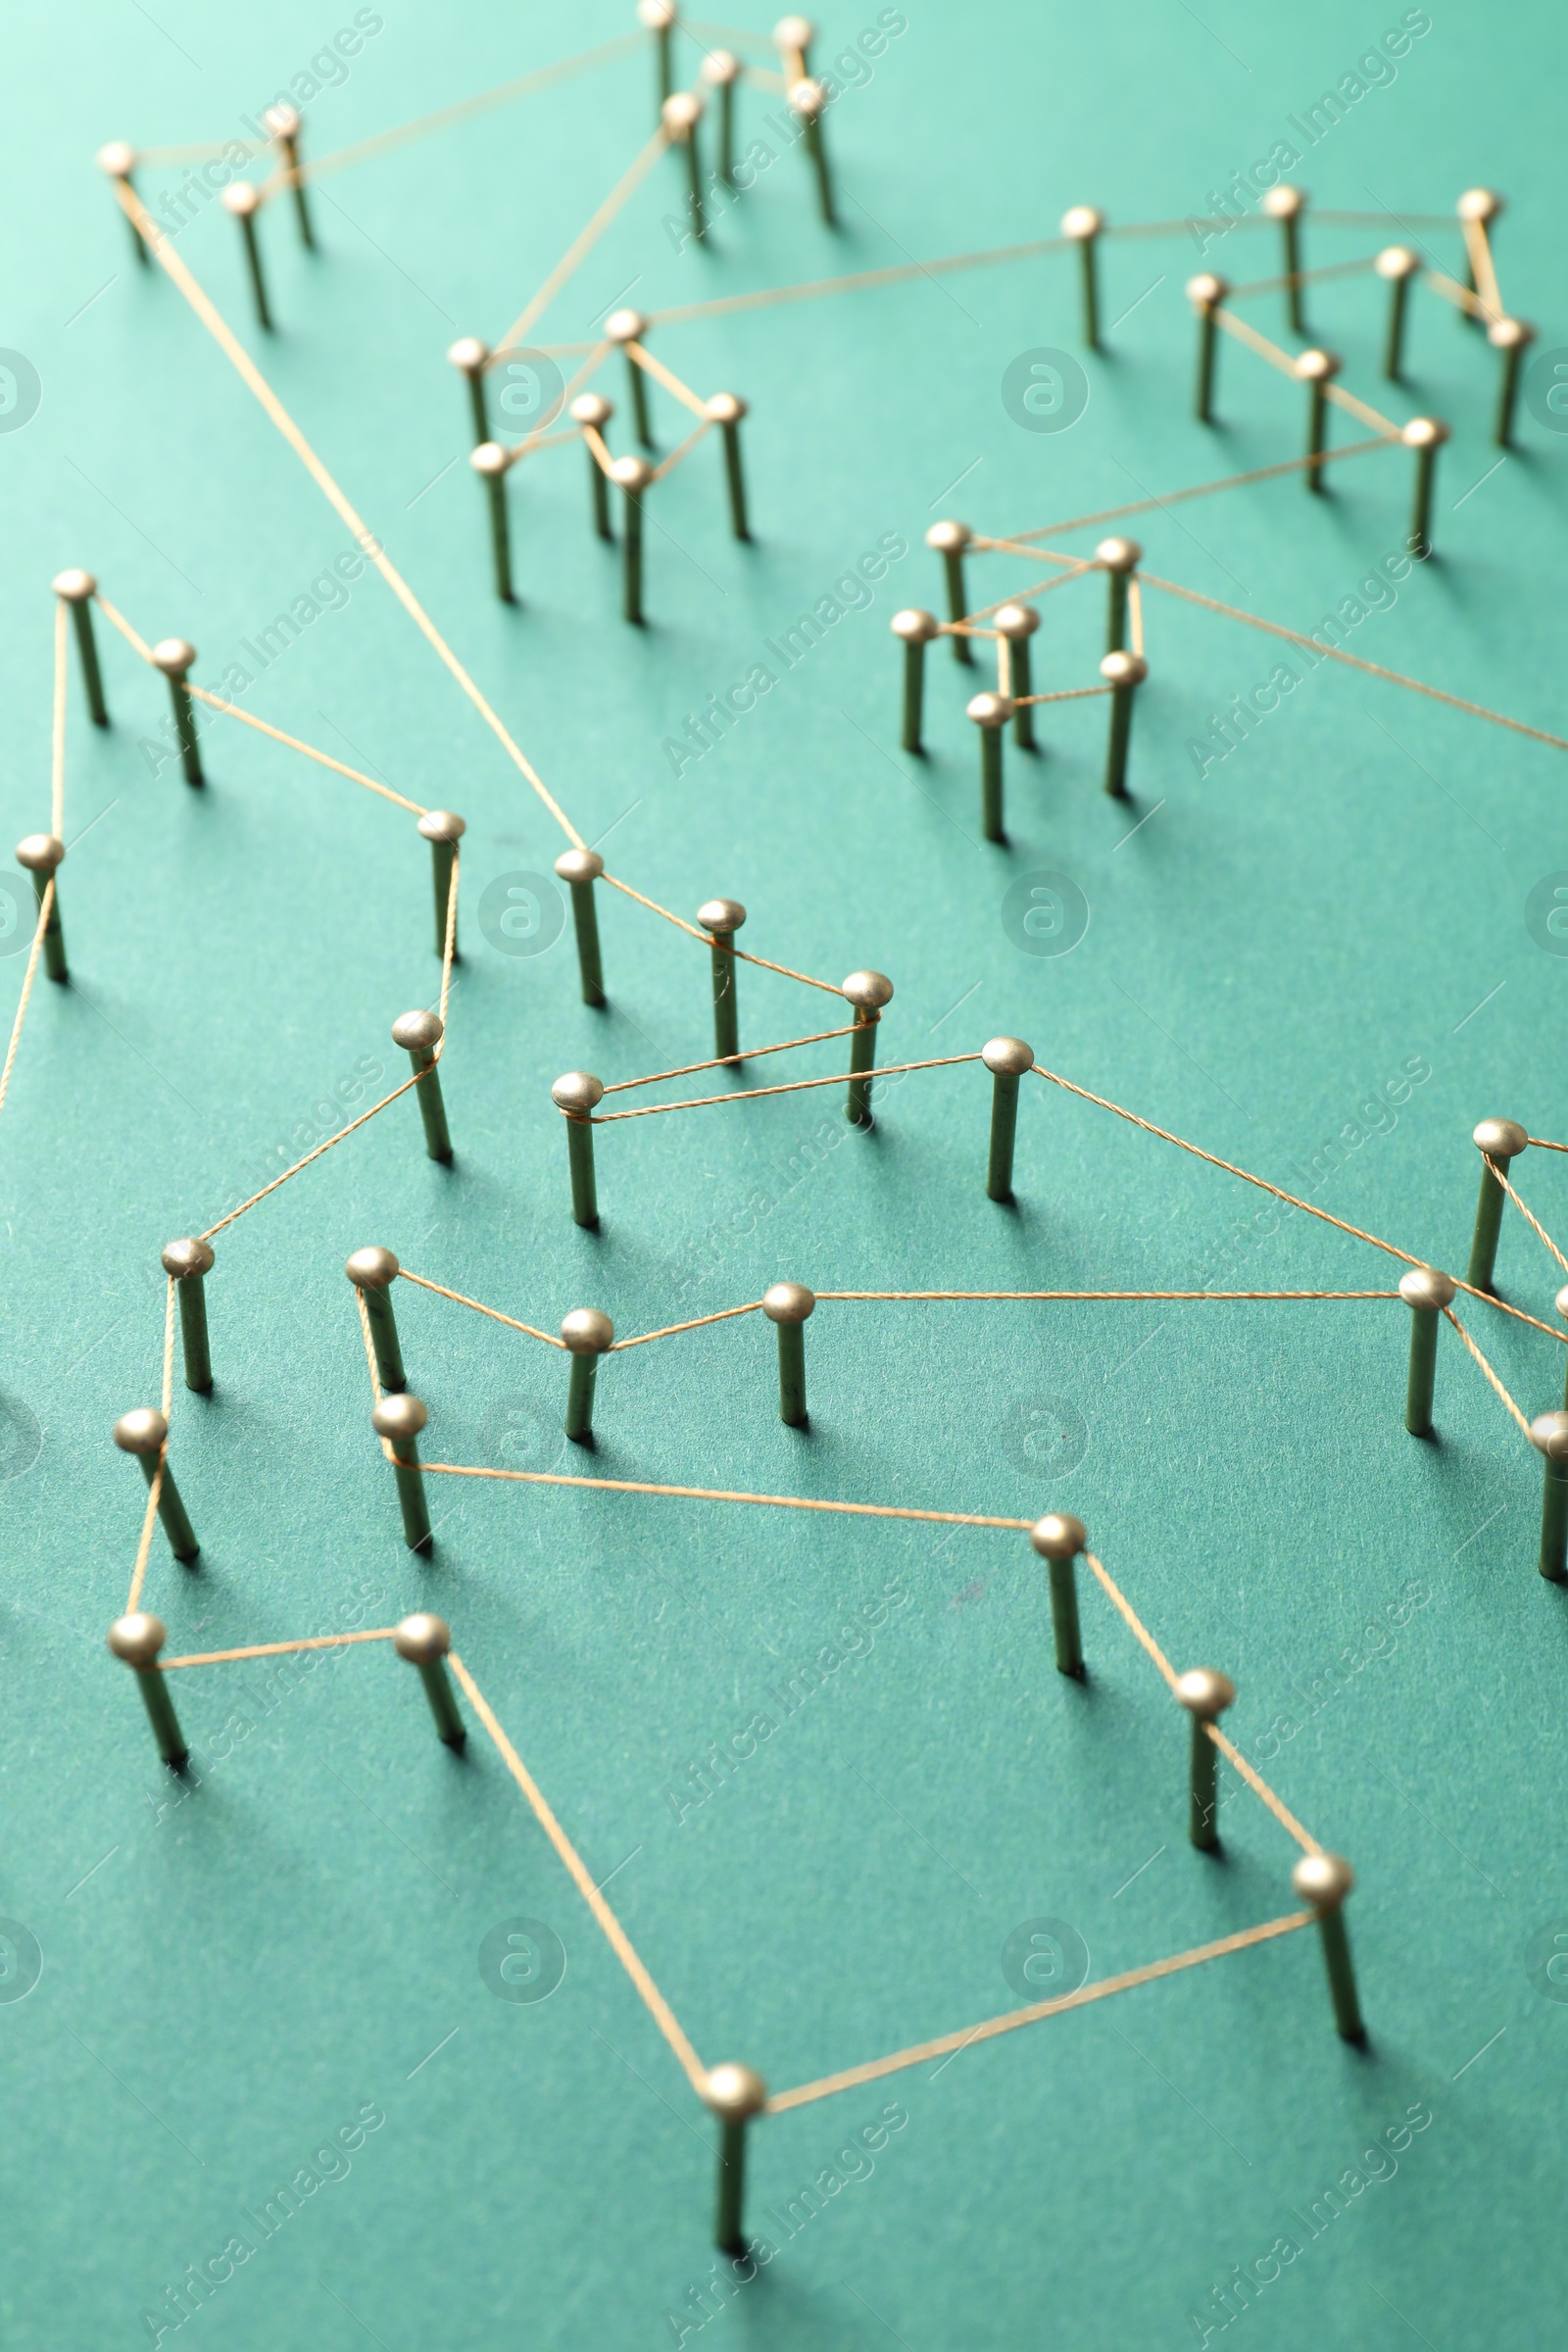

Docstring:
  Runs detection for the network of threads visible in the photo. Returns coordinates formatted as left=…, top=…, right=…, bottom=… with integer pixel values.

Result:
left=10, top=20, right=1561, bottom=2131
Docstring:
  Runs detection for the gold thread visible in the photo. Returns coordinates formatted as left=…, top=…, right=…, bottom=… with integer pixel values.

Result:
left=597, top=869, right=843, bottom=994
left=612, top=1302, right=764, bottom=1351
left=201, top=1073, right=424, bottom=1240
left=816, top=1289, right=1400, bottom=1302
left=162, top=1628, right=400, bottom=1669
left=624, top=339, right=712, bottom=420
left=396, top=1268, right=564, bottom=1349
left=423, top=1460, right=1031, bottom=1533
left=1443, top=1305, right=1535, bottom=1442
left=964, top=559, right=1100, bottom=612
left=437, top=850, right=459, bottom=1035
left=764, top=1914, right=1315, bottom=2112
left=295, top=34, right=649, bottom=189
left=497, top=344, right=612, bottom=470
left=111, top=178, right=588, bottom=849
left=646, top=236, right=1077, bottom=327
left=449, top=1650, right=710, bottom=2092
left=1325, top=377, right=1404, bottom=437
left=590, top=1053, right=980, bottom=1123
left=1082, top=1549, right=1181, bottom=1691
left=990, top=439, right=1393, bottom=545
left=499, top=422, right=593, bottom=469
left=1138, top=572, right=1568, bottom=757
left=0, top=879, right=53, bottom=1133
left=1424, top=267, right=1491, bottom=321
left=356, top=1285, right=385, bottom=1399
left=650, top=416, right=713, bottom=484
left=1459, top=215, right=1502, bottom=321
left=99, top=598, right=427, bottom=814
left=1213, top=307, right=1401, bottom=438
left=581, top=420, right=616, bottom=478
left=1204, top=1726, right=1321, bottom=1855
left=124, top=1453, right=164, bottom=1616
left=1225, top=257, right=1380, bottom=299
left=601, top=1024, right=858, bottom=1095
left=1487, top=1156, right=1568, bottom=1279
left=733, top=945, right=846, bottom=994
left=495, top=127, right=672, bottom=352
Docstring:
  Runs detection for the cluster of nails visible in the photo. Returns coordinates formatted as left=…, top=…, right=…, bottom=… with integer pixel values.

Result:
left=887, top=181, right=1529, bottom=840
left=84, top=60, right=1552, bottom=2261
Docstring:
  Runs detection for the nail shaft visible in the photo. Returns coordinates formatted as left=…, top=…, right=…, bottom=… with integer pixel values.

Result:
left=1305, top=380, right=1330, bottom=492
left=980, top=723, right=1004, bottom=843
left=137, top=1666, right=188, bottom=1766
left=1103, top=677, right=1138, bottom=797
left=1404, top=1303, right=1440, bottom=1436
left=566, top=1118, right=599, bottom=1227
left=139, top=1453, right=200, bottom=1563
left=719, top=416, right=749, bottom=539
left=427, top=839, right=459, bottom=958
left=1196, top=305, right=1221, bottom=420
left=802, top=109, right=834, bottom=223
left=28, top=870, right=67, bottom=984
left=1281, top=215, right=1303, bottom=333
left=588, top=441, right=612, bottom=538
left=716, top=78, right=735, bottom=181
left=1467, top=1161, right=1510, bottom=1290
left=847, top=1008, right=879, bottom=1127
left=1494, top=338, right=1527, bottom=447
left=1383, top=271, right=1412, bottom=380
left=710, top=936, right=740, bottom=1061
left=237, top=208, right=271, bottom=329
left=278, top=134, right=315, bottom=247
left=1078, top=234, right=1101, bottom=348
left=1009, top=633, right=1035, bottom=748
left=775, top=1321, right=807, bottom=1427
left=466, top=368, right=490, bottom=447
left=684, top=124, right=706, bottom=240
left=416, top=1656, right=466, bottom=1745
left=70, top=599, right=109, bottom=725
left=413, top=1054, right=452, bottom=1162
left=1105, top=570, right=1130, bottom=654
left=386, top=1428, right=432, bottom=1553
left=482, top=464, right=514, bottom=602
left=364, top=1284, right=406, bottom=1393
left=565, top=1351, right=600, bottom=1444
left=167, top=671, right=203, bottom=787
left=1539, top=1445, right=1568, bottom=1582
left=622, top=472, right=647, bottom=622
left=942, top=549, right=970, bottom=663
left=987, top=1069, right=1022, bottom=1200
left=1189, top=1718, right=1219, bottom=1849
left=626, top=351, right=653, bottom=450
left=1408, top=442, right=1440, bottom=560
left=1048, top=1557, right=1083, bottom=1677
left=173, top=1273, right=213, bottom=1394
left=714, top=2120, right=751, bottom=2253
left=567, top=879, right=605, bottom=1005
left=1315, top=1907, right=1363, bottom=2039
left=900, top=636, right=927, bottom=753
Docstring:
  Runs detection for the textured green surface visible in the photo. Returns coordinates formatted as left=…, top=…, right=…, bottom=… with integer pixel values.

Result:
left=4, top=2, right=1568, bottom=2344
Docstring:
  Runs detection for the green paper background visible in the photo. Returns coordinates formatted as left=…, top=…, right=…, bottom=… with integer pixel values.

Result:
left=2, top=1, right=1566, bottom=2343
